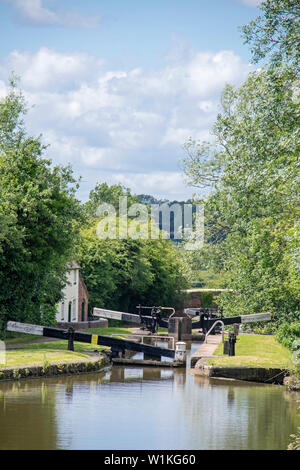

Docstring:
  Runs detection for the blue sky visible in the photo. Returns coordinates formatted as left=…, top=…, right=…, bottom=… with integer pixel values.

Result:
left=0, top=0, right=262, bottom=201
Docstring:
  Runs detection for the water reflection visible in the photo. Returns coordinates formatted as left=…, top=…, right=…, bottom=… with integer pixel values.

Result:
left=0, top=357, right=299, bottom=450
left=0, top=379, right=57, bottom=450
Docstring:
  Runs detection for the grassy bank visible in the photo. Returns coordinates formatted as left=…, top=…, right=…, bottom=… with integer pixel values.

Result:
left=207, top=334, right=293, bottom=369
left=2, top=348, right=92, bottom=368
left=2, top=340, right=107, bottom=368
left=1, top=327, right=134, bottom=369
left=85, top=327, right=133, bottom=337
left=4, top=334, right=40, bottom=344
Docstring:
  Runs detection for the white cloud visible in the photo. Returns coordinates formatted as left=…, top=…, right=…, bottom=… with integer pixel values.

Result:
left=112, top=172, right=188, bottom=200
left=237, top=0, right=263, bottom=7
left=0, top=47, right=252, bottom=200
left=2, top=0, right=100, bottom=28
left=1, top=48, right=104, bottom=91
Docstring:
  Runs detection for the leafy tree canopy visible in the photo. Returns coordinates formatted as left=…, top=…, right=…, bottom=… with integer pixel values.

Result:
left=0, top=79, right=82, bottom=331
left=241, top=0, right=300, bottom=70
left=182, top=51, right=299, bottom=324
left=78, top=188, right=191, bottom=313
left=84, top=182, right=138, bottom=218
left=182, top=0, right=300, bottom=325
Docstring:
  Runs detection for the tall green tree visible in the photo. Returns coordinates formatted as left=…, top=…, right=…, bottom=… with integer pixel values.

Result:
left=83, top=182, right=138, bottom=218
left=183, top=68, right=299, bottom=323
left=0, top=79, right=82, bottom=330
left=241, top=0, right=300, bottom=70
left=182, top=0, right=300, bottom=325
left=78, top=184, right=191, bottom=313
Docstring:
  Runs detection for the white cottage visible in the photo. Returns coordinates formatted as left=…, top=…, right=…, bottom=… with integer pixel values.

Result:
left=56, top=262, right=89, bottom=323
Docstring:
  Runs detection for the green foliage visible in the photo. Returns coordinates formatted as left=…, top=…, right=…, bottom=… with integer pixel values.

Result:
left=77, top=207, right=191, bottom=313
left=276, top=322, right=300, bottom=349
left=0, top=79, right=82, bottom=332
left=199, top=292, right=213, bottom=308
left=83, top=182, right=138, bottom=218
left=192, top=269, right=230, bottom=289
left=4, top=333, right=39, bottom=344
left=184, top=68, right=300, bottom=323
left=241, top=0, right=300, bottom=69
left=186, top=240, right=231, bottom=288
left=81, top=235, right=190, bottom=313
left=288, top=426, right=300, bottom=451
left=182, top=0, right=300, bottom=334
left=42, top=355, right=51, bottom=374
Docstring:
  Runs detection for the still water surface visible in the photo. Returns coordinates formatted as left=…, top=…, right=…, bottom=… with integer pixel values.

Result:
left=0, top=344, right=299, bottom=450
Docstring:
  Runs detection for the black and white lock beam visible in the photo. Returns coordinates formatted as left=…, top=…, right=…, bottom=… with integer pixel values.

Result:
left=6, top=321, right=175, bottom=359
left=191, top=312, right=271, bottom=330
left=93, top=307, right=169, bottom=329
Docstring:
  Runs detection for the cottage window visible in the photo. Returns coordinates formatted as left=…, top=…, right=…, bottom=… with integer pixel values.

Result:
left=61, top=302, right=65, bottom=321
left=81, top=299, right=85, bottom=322
left=68, top=302, right=72, bottom=323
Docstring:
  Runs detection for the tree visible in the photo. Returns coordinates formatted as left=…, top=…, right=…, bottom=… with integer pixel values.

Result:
left=77, top=213, right=191, bottom=314
left=83, top=182, right=138, bottom=218
left=0, top=79, right=82, bottom=331
left=241, top=0, right=300, bottom=70
left=182, top=0, right=300, bottom=326
left=182, top=67, right=299, bottom=323
left=77, top=225, right=154, bottom=313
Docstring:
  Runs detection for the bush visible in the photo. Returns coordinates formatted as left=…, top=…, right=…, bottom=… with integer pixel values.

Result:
left=200, top=292, right=213, bottom=308
left=276, top=321, right=300, bottom=350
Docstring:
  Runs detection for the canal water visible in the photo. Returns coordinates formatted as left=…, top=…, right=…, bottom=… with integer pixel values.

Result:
left=0, top=343, right=299, bottom=450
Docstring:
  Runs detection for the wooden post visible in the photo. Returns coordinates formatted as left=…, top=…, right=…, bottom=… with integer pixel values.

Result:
left=178, top=318, right=182, bottom=341
left=233, top=324, right=240, bottom=336
left=228, top=332, right=236, bottom=356
left=67, top=327, right=75, bottom=351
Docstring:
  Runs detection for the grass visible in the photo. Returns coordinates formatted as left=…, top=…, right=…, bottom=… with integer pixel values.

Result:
left=157, top=328, right=168, bottom=334
left=2, top=348, right=91, bottom=368
left=207, top=334, right=293, bottom=368
left=85, top=327, right=134, bottom=337
left=1, top=340, right=106, bottom=369
left=4, top=334, right=40, bottom=344
left=0, top=326, right=135, bottom=369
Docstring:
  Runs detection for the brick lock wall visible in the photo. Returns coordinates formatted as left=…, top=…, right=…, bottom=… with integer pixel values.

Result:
left=187, top=293, right=202, bottom=308
left=186, top=292, right=221, bottom=309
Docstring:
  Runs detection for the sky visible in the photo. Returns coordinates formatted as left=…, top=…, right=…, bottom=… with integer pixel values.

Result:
left=0, top=0, right=263, bottom=201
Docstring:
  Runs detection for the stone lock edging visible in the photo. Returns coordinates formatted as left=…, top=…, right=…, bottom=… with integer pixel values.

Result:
left=194, top=361, right=288, bottom=384
left=0, top=354, right=111, bottom=382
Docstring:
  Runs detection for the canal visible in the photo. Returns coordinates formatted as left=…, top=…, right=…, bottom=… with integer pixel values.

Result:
left=0, top=344, right=299, bottom=450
